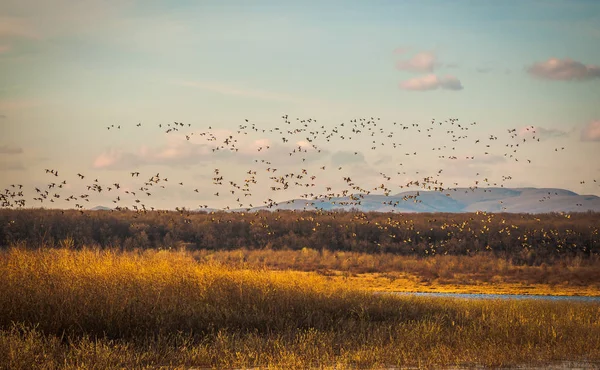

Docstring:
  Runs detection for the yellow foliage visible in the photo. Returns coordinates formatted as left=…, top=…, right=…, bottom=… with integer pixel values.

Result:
left=1, top=247, right=600, bottom=369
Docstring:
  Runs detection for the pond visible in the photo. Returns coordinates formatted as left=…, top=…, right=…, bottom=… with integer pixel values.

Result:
left=393, top=292, right=600, bottom=302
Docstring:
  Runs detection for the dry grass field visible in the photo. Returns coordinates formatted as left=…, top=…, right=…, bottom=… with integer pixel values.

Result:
left=193, top=248, right=600, bottom=296
left=1, top=247, right=599, bottom=369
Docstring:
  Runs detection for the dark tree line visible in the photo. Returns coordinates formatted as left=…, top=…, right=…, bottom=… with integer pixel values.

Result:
left=1, top=209, right=599, bottom=264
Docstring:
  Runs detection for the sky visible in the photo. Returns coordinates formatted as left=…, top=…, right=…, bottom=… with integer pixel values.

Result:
left=1, top=0, right=600, bottom=210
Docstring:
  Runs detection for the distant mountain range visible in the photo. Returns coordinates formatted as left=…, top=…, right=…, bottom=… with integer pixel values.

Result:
left=233, top=188, right=600, bottom=214
left=90, top=188, right=600, bottom=214
left=90, top=206, right=112, bottom=211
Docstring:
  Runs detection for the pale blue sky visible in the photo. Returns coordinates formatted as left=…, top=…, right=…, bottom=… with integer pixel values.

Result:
left=1, top=0, right=599, bottom=209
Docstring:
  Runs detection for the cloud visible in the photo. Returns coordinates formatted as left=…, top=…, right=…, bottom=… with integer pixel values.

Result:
left=537, top=127, right=569, bottom=138
left=449, top=154, right=507, bottom=166
left=331, top=150, right=365, bottom=166
left=581, top=121, right=600, bottom=142
left=518, top=126, right=569, bottom=139
left=372, top=155, right=391, bottom=167
left=93, top=143, right=225, bottom=170
left=399, top=74, right=463, bottom=91
left=92, top=149, right=135, bottom=169
left=0, top=16, right=39, bottom=39
left=0, top=161, right=24, bottom=171
left=396, top=51, right=436, bottom=73
left=172, top=80, right=306, bottom=104
left=0, top=98, right=39, bottom=111
left=527, top=58, right=600, bottom=81
left=0, top=144, right=23, bottom=154
left=0, top=44, right=10, bottom=54
left=93, top=130, right=329, bottom=170
left=1, top=1, right=132, bottom=40
left=470, top=155, right=507, bottom=165
left=0, top=114, right=6, bottom=119
left=438, top=155, right=507, bottom=179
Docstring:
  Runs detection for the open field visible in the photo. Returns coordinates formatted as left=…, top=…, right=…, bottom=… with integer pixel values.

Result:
left=1, top=247, right=600, bottom=369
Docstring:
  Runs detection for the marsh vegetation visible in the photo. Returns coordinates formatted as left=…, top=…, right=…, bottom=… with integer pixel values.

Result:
left=1, top=247, right=599, bottom=369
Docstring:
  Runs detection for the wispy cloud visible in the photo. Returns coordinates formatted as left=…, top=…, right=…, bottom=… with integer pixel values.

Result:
left=449, top=154, right=507, bottom=166
left=518, top=126, right=569, bottom=140
left=439, top=154, right=507, bottom=179
left=0, top=98, right=39, bottom=111
left=476, top=67, right=492, bottom=73
left=0, top=160, right=24, bottom=171
left=536, top=127, right=569, bottom=138
left=395, top=51, right=436, bottom=73
left=93, top=130, right=328, bottom=170
left=0, top=16, right=39, bottom=39
left=172, top=80, right=306, bottom=104
left=527, top=58, right=600, bottom=81
left=93, top=143, right=223, bottom=170
left=0, top=144, right=23, bottom=154
left=0, top=16, right=37, bottom=57
left=581, top=121, right=600, bottom=142
left=399, top=74, right=463, bottom=91
left=331, top=150, right=365, bottom=166
left=0, top=0, right=133, bottom=57
left=393, top=47, right=410, bottom=55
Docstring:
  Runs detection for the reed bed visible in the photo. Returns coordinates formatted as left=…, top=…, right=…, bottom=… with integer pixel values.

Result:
left=1, top=247, right=599, bottom=369
left=192, top=248, right=600, bottom=287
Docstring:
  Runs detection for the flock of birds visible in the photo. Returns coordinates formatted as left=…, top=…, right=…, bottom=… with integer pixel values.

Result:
left=1, top=115, right=598, bottom=215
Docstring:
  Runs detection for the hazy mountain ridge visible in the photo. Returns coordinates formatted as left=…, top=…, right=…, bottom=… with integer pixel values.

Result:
left=89, top=188, right=600, bottom=213
left=240, top=187, right=600, bottom=214
left=90, top=206, right=112, bottom=211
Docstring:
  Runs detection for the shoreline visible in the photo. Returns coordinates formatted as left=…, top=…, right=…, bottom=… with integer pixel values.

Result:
left=278, top=270, right=600, bottom=297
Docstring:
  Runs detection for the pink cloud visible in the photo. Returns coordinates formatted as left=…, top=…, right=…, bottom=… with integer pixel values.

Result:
left=396, top=51, right=436, bottom=73
left=93, top=149, right=121, bottom=169
left=0, top=44, right=11, bottom=54
left=527, top=58, right=600, bottom=81
left=581, top=121, right=600, bottom=142
left=0, top=16, right=39, bottom=39
left=393, top=47, right=410, bottom=55
left=399, top=74, right=463, bottom=91
left=93, top=143, right=216, bottom=170
left=93, top=129, right=330, bottom=171
left=92, top=131, right=264, bottom=170
left=0, top=98, right=39, bottom=111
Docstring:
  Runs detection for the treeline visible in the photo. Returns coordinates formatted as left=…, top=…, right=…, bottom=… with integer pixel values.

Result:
left=1, top=208, right=599, bottom=264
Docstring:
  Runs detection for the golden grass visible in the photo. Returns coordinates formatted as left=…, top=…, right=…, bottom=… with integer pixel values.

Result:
left=329, top=271, right=600, bottom=296
left=1, top=247, right=600, bottom=369
left=191, top=248, right=600, bottom=296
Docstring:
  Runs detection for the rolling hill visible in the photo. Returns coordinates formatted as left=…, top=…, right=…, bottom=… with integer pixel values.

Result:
left=242, top=187, right=600, bottom=214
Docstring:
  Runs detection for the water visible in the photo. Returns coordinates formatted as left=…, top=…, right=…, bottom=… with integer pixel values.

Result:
left=389, top=362, right=600, bottom=369
left=394, top=292, right=600, bottom=302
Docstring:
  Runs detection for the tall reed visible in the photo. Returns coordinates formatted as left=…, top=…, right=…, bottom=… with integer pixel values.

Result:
left=1, top=247, right=599, bottom=369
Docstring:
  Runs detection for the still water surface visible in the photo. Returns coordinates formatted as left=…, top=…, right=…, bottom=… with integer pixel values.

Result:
left=395, top=292, right=600, bottom=302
